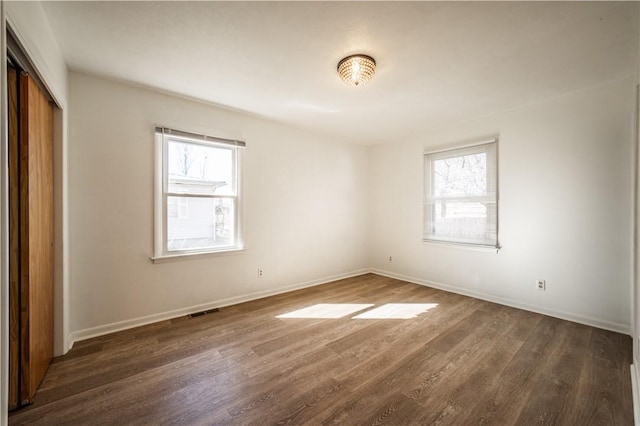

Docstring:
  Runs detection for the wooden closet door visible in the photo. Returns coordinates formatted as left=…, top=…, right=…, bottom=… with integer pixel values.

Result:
left=19, top=72, right=54, bottom=404
left=8, top=65, right=20, bottom=410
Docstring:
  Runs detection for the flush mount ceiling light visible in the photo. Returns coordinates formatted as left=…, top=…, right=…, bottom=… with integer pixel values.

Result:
left=337, top=54, right=376, bottom=87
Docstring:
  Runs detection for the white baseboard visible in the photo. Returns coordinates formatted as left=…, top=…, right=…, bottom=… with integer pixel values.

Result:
left=632, top=363, right=640, bottom=426
left=371, top=268, right=631, bottom=335
left=69, top=268, right=370, bottom=345
left=68, top=267, right=630, bottom=350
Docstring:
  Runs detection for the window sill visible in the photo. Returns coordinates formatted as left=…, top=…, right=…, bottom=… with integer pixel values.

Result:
left=150, top=247, right=245, bottom=264
left=422, top=239, right=501, bottom=253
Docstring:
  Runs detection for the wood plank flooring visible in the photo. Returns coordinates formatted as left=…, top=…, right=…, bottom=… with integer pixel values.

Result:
left=8, top=274, right=634, bottom=425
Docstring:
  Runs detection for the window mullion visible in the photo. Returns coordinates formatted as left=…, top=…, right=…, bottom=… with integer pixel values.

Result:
left=164, top=192, right=236, bottom=199
left=427, top=196, right=495, bottom=203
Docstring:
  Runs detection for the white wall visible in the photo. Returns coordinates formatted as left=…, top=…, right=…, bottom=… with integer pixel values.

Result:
left=369, top=77, right=635, bottom=333
left=68, top=72, right=369, bottom=339
left=65, top=69, right=637, bottom=340
left=5, top=1, right=67, bottom=103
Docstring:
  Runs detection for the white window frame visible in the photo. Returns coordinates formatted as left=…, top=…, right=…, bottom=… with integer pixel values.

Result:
left=423, top=139, right=499, bottom=248
left=152, top=127, right=244, bottom=261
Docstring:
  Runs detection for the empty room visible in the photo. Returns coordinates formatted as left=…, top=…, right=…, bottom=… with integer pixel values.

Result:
left=2, top=1, right=640, bottom=425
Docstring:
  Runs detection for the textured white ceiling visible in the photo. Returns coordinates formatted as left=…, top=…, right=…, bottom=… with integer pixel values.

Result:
left=42, top=1, right=638, bottom=145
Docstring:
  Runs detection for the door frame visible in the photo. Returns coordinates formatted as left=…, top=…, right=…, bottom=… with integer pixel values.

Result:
left=1, top=1, right=8, bottom=424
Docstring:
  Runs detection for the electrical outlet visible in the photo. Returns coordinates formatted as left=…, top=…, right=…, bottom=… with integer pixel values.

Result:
left=388, top=256, right=393, bottom=263
left=258, top=269, right=263, bottom=278
left=536, top=279, right=546, bottom=291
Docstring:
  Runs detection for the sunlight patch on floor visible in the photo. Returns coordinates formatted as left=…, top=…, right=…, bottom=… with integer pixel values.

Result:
left=276, top=303, right=374, bottom=319
left=352, top=303, right=438, bottom=319
left=276, top=303, right=438, bottom=319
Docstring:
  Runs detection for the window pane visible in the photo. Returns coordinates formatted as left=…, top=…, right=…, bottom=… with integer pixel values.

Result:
left=167, top=196, right=235, bottom=251
left=167, top=140, right=235, bottom=195
left=427, top=201, right=496, bottom=243
left=434, top=153, right=486, bottom=197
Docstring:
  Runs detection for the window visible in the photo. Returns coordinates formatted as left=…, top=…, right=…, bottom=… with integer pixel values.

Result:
left=424, top=140, right=498, bottom=248
left=154, top=127, right=244, bottom=259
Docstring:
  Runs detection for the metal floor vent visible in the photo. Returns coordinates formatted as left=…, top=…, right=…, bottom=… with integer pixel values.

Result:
left=188, top=308, right=220, bottom=318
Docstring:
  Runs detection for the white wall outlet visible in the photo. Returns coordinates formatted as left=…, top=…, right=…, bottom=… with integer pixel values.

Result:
left=536, top=279, right=546, bottom=291
left=258, top=269, right=263, bottom=278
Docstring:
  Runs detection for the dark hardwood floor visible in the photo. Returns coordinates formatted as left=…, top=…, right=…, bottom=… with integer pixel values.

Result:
left=8, top=274, right=633, bottom=425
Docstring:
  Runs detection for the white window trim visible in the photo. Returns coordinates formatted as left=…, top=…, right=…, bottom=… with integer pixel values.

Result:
left=151, top=127, right=244, bottom=263
left=423, top=139, right=500, bottom=249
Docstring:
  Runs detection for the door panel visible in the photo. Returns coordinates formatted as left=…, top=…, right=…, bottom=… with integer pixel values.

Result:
left=19, top=72, right=54, bottom=404
left=8, top=69, right=54, bottom=408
